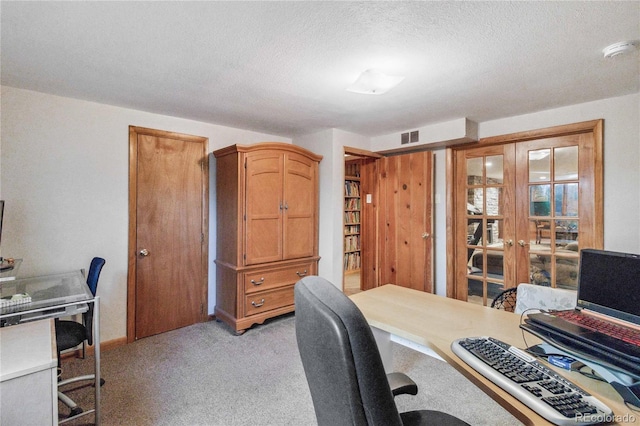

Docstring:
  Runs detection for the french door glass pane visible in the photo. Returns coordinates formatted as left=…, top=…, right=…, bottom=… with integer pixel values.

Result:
left=554, top=183, right=578, bottom=217
left=486, top=187, right=503, bottom=216
left=554, top=146, right=579, bottom=181
left=467, top=188, right=483, bottom=214
left=530, top=219, right=551, bottom=249
left=467, top=157, right=483, bottom=184
left=486, top=155, right=504, bottom=184
left=555, top=219, right=579, bottom=247
left=488, top=219, right=504, bottom=245
left=530, top=185, right=551, bottom=216
left=467, top=219, right=482, bottom=246
left=529, top=149, right=551, bottom=182
left=530, top=254, right=551, bottom=286
left=556, top=256, right=579, bottom=290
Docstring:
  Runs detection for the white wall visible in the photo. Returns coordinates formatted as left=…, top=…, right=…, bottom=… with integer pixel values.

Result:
left=0, top=86, right=291, bottom=342
left=295, top=128, right=371, bottom=289
left=295, top=130, right=340, bottom=287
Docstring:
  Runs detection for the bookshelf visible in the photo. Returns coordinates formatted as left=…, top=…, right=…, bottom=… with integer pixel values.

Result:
left=344, top=162, right=361, bottom=274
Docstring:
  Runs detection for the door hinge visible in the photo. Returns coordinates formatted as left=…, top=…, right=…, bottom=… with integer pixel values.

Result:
left=201, top=233, right=205, bottom=243
left=201, top=303, right=204, bottom=315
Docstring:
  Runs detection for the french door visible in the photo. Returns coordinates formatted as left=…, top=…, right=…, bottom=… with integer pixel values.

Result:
left=449, top=120, right=603, bottom=306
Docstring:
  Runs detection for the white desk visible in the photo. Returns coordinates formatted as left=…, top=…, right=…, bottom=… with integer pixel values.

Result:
left=0, top=319, right=58, bottom=425
left=350, top=284, right=638, bottom=426
left=0, top=270, right=101, bottom=425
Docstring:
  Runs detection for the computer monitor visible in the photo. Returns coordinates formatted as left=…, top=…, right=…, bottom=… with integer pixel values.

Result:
left=578, top=248, right=640, bottom=326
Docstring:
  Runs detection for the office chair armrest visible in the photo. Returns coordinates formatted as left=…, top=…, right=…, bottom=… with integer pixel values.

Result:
left=387, top=372, right=418, bottom=396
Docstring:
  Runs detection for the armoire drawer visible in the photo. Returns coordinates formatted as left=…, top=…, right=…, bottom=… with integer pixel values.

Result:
left=244, top=262, right=313, bottom=294
left=245, top=286, right=294, bottom=316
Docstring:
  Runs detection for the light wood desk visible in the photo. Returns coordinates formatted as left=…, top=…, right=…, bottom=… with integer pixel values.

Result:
left=350, top=284, right=638, bottom=426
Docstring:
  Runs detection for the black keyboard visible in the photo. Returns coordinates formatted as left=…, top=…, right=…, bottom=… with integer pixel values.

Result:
left=555, top=311, right=640, bottom=347
left=451, top=336, right=613, bottom=425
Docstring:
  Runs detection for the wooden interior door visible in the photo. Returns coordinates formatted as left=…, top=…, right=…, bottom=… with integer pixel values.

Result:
left=453, top=144, right=517, bottom=306
left=128, top=126, right=208, bottom=341
left=378, top=151, right=434, bottom=292
left=514, top=132, right=602, bottom=289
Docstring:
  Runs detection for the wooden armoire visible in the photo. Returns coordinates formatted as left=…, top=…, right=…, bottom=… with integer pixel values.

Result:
left=213, top=143, right=322, bottom=333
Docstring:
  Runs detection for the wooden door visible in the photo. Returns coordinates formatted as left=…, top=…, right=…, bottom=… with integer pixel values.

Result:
left=448, top=120, right=603, bottom=305
left=128, top=126, right=208, bottom=341
left=378, top=152, right=434, bottom=292
left=245, top=151, right=283, bottom=265
left=514, top=133, right=601, bottom=289
left=453, top=144, right=517, bottom=306
left=283, top=152, right=317, bottom=260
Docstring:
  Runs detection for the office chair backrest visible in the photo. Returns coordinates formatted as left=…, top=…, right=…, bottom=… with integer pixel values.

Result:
left=294, top=276, right=403, bottom=426
left=85, top=257, right=105, bottom=345
left=86, top=257, right=106, bottom=296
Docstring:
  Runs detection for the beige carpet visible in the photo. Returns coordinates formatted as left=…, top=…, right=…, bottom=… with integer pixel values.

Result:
left=57, top=314, right=521, bottom=425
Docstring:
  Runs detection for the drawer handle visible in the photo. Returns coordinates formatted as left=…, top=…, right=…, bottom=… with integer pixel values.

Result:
left=250, top=277, right=265, bottom=286
left=251, top=298, right=265, bottom=308
left=296, top=270, right=308, bottom=278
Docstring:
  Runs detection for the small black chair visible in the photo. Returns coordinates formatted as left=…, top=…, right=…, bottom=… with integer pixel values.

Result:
left=56, top=257, right=105, bottom=417
left=490, top=287, right=518, bottom=312
left=294, top=276, right=469, bottom=425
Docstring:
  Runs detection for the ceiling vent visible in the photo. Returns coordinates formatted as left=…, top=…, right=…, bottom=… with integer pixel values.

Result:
left=401, top=130, right=419, bottom=145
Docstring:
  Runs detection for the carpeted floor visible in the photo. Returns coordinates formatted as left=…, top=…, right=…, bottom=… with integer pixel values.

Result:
left=58, top=314, right=522, bottom=425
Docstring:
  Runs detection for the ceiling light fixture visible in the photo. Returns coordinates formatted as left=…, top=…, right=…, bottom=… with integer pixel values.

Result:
left=346, top=69, right=405, bottom=95
left=602, top=41, right=638, bottom=58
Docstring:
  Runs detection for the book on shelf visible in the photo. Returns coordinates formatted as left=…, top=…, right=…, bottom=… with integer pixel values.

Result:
left=343, top=252, right=361, bottom=271
left=344, top=235, right=361, bottom=252
left=344, top=211, right=360, bottom=224
left=344, top=181, right=360, bottom=197
left=345, top=224, right=360, bottom=235
left=344, top=197, right=361, bottom=210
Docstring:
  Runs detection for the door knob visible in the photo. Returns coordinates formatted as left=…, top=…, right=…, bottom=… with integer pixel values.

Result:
left=139, top=248, right=150, bottom=257
left=518, top=240, right=528, bottom=247
left=506, top=240, right=514, bottom=246
left=422, top=232, right=430, bottom=239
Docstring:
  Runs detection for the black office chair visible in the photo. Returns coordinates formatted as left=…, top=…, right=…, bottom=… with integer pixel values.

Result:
left=490, top=287, right=518, bottom=312
left=294, top=276, right=469, bottom=426
left=56, top=257, right=105, bottom=417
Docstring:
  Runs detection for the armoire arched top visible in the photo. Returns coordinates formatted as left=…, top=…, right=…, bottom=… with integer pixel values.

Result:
left=213, top=142, right=323, bottom=162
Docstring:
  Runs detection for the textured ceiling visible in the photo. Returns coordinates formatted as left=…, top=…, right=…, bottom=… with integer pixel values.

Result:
left=2, top=1, right=639, bottom=138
